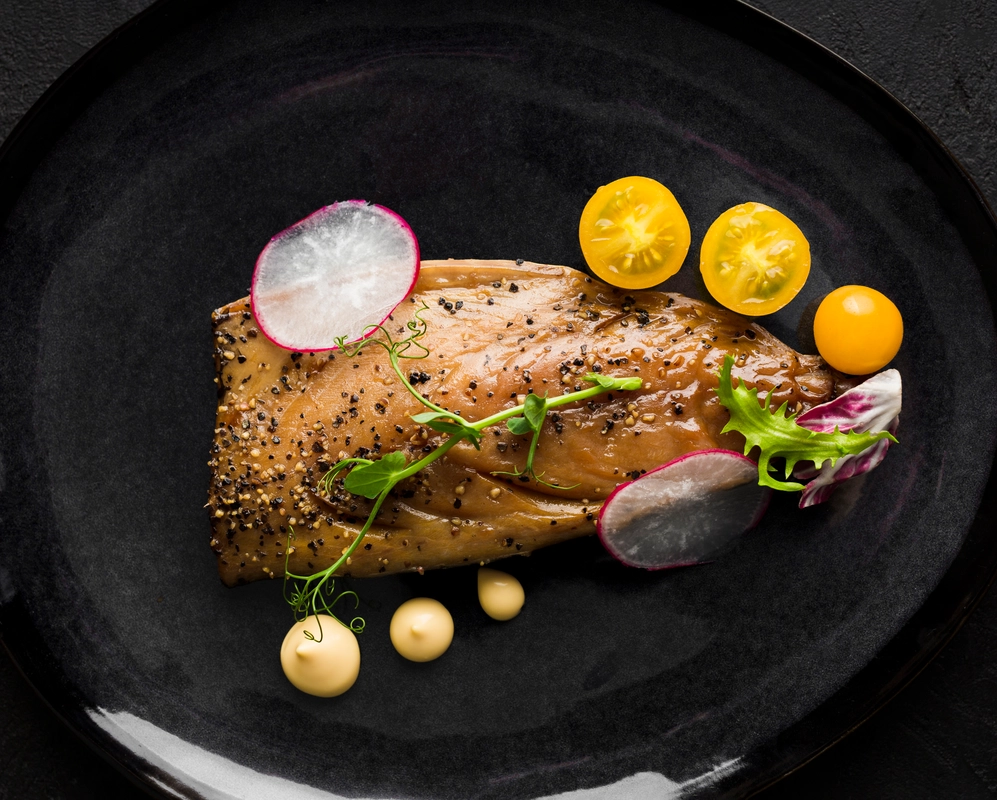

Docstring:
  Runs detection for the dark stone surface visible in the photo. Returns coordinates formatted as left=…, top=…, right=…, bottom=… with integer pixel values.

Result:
left=0, top=1, right=995, bottom=798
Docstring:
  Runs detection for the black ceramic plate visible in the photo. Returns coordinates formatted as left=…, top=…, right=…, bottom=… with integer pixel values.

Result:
left=2, top=1, right=996, bottom=798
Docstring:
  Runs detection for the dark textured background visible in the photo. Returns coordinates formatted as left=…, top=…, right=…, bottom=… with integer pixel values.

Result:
left=1, top=1, right=996, bottom=798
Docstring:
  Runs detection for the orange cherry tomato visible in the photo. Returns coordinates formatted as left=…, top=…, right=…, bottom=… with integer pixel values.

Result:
left=813, top=285, right=903, bottom=374
left=700, top=202, right=810, bottom=316
left=578, top=176, right=691, bottom=289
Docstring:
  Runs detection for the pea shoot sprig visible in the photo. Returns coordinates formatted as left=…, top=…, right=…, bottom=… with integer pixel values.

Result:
left=283, top=305, right=642, bottom=638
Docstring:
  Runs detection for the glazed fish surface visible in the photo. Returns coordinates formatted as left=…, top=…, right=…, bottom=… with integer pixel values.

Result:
left=208, top=260, right=838, bottom=586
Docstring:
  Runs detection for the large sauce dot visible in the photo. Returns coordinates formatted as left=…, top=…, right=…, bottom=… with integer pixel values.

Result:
left=280, top=615, right=360, bottom=697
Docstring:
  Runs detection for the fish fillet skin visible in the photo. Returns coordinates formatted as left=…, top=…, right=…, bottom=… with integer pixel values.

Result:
left=208, top=260, right=837, bottom=586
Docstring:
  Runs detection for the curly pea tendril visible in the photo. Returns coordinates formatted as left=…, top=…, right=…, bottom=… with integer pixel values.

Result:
left=283, top=304, right=642, bottom=640
left=283, top=543, right=365, bottom=639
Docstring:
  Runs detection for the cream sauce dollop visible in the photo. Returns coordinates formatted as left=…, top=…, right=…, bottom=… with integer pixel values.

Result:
left=390, top=598, right=454, bottom=662
left=280, top=615, right=361, bottom=697
left=477, top=568, right=525, bottom=620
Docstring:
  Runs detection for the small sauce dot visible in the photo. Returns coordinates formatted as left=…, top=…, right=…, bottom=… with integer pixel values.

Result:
left=477, top=568, right=525, bottom=621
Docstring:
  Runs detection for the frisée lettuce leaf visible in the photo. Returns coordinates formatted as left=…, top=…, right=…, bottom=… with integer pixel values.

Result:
left=715, top=355, right=897, bottom=493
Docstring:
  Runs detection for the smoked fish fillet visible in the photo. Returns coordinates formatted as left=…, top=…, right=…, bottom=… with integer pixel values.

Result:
left=208, top=260, right=838, bottom=586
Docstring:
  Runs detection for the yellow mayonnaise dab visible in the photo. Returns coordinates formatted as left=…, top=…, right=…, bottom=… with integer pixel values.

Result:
left=477, top=568, right=525, bottom=621
left=280, top=615, right=360, bottom=697
left=390, top=598, right=453, bottom=662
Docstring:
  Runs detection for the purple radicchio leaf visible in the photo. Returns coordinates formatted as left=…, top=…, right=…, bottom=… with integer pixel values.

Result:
left=793, top=369, right=902, bottom=508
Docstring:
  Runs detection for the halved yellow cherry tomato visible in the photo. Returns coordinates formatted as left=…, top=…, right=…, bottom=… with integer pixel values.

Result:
left=813, top=285, right=903, bottom=375
left=700, top=202, right=810, bottom=316
left=579, top=176, right=691, bottom=289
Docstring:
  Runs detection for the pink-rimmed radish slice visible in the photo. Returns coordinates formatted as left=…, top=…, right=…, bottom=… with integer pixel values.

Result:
left=251, top=201, right=420, bottom=351
left=597, top=449, right=770, bottom=569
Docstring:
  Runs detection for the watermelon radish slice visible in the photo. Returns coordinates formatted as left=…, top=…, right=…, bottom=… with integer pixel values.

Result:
left=251, top=201, right=420, bottom=351
left=597, top=449, right=770, bottom=569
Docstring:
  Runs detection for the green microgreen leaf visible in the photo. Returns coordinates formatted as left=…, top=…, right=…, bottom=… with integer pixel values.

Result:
left=411, top=410, right=480, bottom=446
left=523, top=392, right=546, bottom=429
left=410, top=411, right=457, bottom=424
left=506, top=393, right=546, bottom=435
left=425, top=418, right=471, bottom=435
left=343, top=450, right=408, bottom=499
left=427, top=419, right=483, bottom=448
left=584, top=373, right=642, bottom=391
left=715, top=355, right=895, bottom=492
